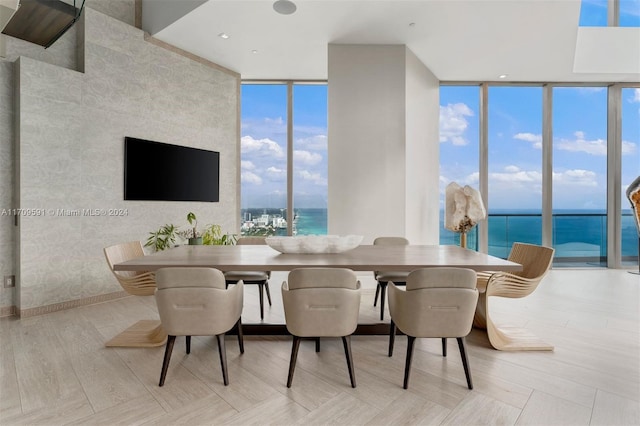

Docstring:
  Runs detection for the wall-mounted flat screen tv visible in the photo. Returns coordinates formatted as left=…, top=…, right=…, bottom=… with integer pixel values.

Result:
left=124, top=137, right=220, bottom=202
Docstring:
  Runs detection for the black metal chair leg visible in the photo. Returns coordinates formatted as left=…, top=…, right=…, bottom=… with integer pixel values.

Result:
left=287, top=336, right=301, bottom=388
left=264, top=281, right=272, bottom=305
left=216, top=334, right=229, bottom=386
left=315, top=337, right=321, bottom=352
left=186, top=336, right=191, bottom=354
left=373, top=283, right=380, bottom=307
left=388, top=320, right=396, bottom=357
left=442, top=338, right=447, bottom=357
left=457, top=337, right=473, bottom=389
left=258, top=282, right=265, bottom=320
left=342, top=336, right=356, bottom=388
left=237, top=318, right=244, bottom=354
left=379, top=282, right=387, bottom=320
left=159, top=335, right=176, bottom=386
left=403, top=335, right=416, bottom=389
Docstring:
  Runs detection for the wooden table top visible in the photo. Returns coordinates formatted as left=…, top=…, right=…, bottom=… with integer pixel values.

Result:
left=114, top=244, right=522, bottom=273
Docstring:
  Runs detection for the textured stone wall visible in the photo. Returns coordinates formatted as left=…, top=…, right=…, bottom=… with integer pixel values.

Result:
left=2, top=5, right=238, bottom=312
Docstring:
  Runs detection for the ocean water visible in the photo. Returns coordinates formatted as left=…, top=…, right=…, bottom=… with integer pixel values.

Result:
left=241, top=208, right=638, bottom=262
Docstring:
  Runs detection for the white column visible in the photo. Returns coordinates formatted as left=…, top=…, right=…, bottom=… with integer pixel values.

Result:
left=327, top=44, right=440, bottom=244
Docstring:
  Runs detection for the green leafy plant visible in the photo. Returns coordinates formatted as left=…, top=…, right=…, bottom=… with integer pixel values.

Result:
left=146, top=212, right=237, bottom=251
left=202, top=223, right=238, bottom=245
left=145, top=223, right=178, bottom=252
left=186, top=211, right=198, bottom=238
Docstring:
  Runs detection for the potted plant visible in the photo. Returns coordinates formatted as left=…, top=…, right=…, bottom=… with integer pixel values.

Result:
left=185, top=211, right=202, bottom=245
left=146, top=212, right=238, bottom=251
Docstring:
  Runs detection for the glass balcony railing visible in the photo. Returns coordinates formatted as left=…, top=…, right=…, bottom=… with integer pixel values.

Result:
left=440, top=211, right=638, bottom=267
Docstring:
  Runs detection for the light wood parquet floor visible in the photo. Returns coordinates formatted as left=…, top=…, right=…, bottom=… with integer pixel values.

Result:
left=0, top=269, right=638, bottom=425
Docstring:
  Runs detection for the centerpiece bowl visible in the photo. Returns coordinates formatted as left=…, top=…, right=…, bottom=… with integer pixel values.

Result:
left=265, top=235, right=363, bottom=254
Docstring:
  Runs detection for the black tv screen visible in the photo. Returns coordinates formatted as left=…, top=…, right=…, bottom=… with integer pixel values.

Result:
left=124, top=137, right=220, bottom=202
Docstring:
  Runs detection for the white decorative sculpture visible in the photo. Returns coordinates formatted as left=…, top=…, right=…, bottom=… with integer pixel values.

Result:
left=445, top=182, right=486, bottom=248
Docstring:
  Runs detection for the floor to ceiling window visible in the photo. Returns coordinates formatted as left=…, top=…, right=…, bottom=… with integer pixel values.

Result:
left=240, top=84, right=288, bottom=236
left=439, top=86, right=480, bottom=247
left=553, top=87, right=608, bottom=267
left=241, top=82, right=327, bottom=236
left=292, top=84, right=328, bottom=235
left=622, top=87, right=640, bottom=266
left=487, top=86, right=543, bottom=258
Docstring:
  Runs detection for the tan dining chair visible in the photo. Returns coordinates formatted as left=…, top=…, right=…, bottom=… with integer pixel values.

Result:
left=373, top=236, right=410, bottom=320
left=103, top=241, right=166, bottom=347
left=155, top=267, right=244, bottom=386
left=224, top=237, right=272, bottom=320
left=473, top=242, right=555, bottom=351
left=281, top=268, right=361, bottom=388
left=388, top=267, right=478, bottom=389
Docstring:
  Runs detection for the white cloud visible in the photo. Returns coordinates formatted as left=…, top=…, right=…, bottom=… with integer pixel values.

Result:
left=294, top=150, right=322, bottom=166
left=633, top=88, right=640, bottom=102
left=266, top=166, right=285, bottom=173
left=241, top=171, right=262, bottom=185
left=296, top=134, right=327, bottom=150
left=514, top=132, right=542, bottom=149
left=555, top=131, right=637, bottom=156
left=465, top=172, right=480, bottom=184
left=298, top=170, right=327, bottom=186
left=556, top=131, right=606, bottom=156
left=241, top=160, right=255, bottom=170
left=265, top=117, right=285, bottom=126
left=440, top=103, right=474, bottom=146
left=622, top=140, right=637, bottom=155
left=241, top=135, right=285, bottom=158
left=491, top=168, right=541, bottom=183
left=553, top=169, right=598, bottom=187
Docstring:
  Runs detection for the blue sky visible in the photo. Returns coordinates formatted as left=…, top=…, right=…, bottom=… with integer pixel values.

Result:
left=580, top=0, right=640, bottom=26
left=241, top=84, right=328, bottom=209
left=242, top=85, right=639, bottom=211
left=440, top=86, right=639, bottom=211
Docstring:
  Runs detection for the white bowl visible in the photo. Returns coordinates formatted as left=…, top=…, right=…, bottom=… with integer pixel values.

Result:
left=265, top=235, right=363, bottom=254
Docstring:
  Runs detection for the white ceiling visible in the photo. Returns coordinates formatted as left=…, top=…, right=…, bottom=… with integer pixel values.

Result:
left=144, top=0, right=640, bottom=83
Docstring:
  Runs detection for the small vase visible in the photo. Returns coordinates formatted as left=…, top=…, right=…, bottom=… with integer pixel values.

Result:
left=188, top=237, right=203, bottom=245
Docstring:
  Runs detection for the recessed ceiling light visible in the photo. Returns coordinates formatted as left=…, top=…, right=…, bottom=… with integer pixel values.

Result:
left=218, top=32, right=229, bottom=39
left=252, top=50, right=258, bottom=54
left=498, top=74, right=508, bottom=79
left=273, top=0, right=296, bottom=15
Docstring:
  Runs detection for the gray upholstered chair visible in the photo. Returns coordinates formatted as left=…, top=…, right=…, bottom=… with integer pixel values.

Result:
left=388, top=267, right=478, bottom=389
left=224, top=237, right=272, bottom=320
left=281, top=268, right=361, bottom=388
left=373, top=236, right=410, bottom=320
left=155, top=267, right=244, bottom=386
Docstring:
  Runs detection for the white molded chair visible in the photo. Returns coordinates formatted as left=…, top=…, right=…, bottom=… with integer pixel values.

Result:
left=474, top=242, right=555, bottom=351
left=388, top=267, right=478, bottom=389
left=282, top=268, right=361, bottom=388
left=103, top=241, right=166, bottom=347
left=155, top=267, right=244, bottom=386
left=373, top=236, right=410, bottom=320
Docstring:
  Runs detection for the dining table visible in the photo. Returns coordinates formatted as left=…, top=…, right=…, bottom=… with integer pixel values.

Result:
left=114, top=244, right=522, bottom=335
left=114, top=244, right=522, bottom=273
